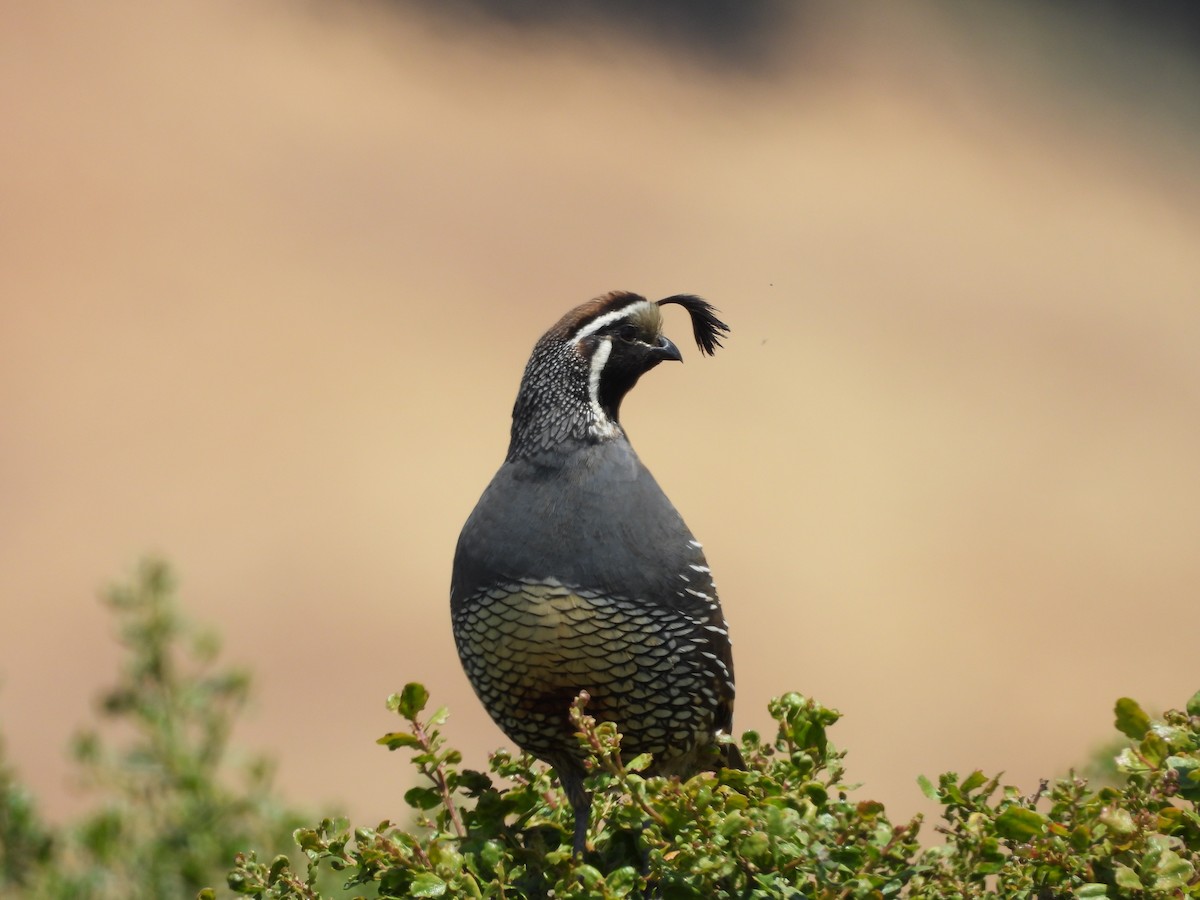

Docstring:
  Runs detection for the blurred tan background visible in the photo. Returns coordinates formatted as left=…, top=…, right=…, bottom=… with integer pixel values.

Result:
left=2, top=0, right=1198, bottom=829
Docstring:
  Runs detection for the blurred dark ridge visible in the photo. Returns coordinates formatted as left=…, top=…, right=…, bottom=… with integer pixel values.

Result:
left=942, top=0, right=1200, bottom=182
left=1037, top=0, right=1200, bottom=56
left=957, top=0, right=1200, bottom=100
left=385, top=0, right=1200, bottom=82
left=387, top=0, right=801, bottom=72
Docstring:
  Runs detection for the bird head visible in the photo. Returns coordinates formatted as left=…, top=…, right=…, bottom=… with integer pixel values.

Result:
left=508, top=291, right=729, bottom=459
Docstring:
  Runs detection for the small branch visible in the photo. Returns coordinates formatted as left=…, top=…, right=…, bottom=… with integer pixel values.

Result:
left=412, top=717, right=467, bottom=839
left=569, top=691, right=665, bottom=826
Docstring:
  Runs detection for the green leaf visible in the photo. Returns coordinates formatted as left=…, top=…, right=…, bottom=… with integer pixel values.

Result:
left=1098, top=806, right=1136, bottom=838
left=266, top=855, right=290, bottom=882
left=575, top=864, right=604, bottom=889
left=916, top=774, right=938, bottom=800
left=396, top=683, right=430, bottom=719
left=1139, top=731, right=1169, bottom=766
left=739, top=831, right=770, bottom=860
left=404, top=786, right=443, bottom=810
left=856, top=799, right=885, bottom=817
left=1114, top=747, right=1150, bottom=775
left=802, top=781, right=828, bottom=806
left=606, top=865, right=639, bottom=894
left=1168, top=755, right=1200, bottom=800
left=960, top=770, right=988, bottom=793
left=1149, top=848, right=1195, bottom=891
left=293, top=828, right=322, bottom=852
left=1075, top=884, right=1110, bottom=898
left=994, top=806, right=1047, bottom=841
left=1187, top=689, right=1200, bottom=718
left=625, top=753, right=653, bottom=772
left=479, top=839, right=504, bottom=872
left=1113, top=864, right=1142, bottom=891
left=409, top=872, right=447, bottom=897
left=1114, top=697, right=1150, bottom=740
left=377, top=731, right=422, bottom=750
left=226, top=872, right=249, bottom=894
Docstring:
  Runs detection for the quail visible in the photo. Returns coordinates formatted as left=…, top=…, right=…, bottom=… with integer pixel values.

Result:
left=450, top=290, right=740, bottom=855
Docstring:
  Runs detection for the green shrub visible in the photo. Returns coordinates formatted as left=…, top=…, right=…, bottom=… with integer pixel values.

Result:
left=1, top=562, right=1197, bottom=898
left=0, top=734, right=56, bottom=891
left=0, top=560, right=308, bottom=899
left=226, top=684, right=1200, bottom=899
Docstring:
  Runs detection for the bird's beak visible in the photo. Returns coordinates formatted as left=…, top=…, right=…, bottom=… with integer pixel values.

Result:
left=651, top=335, right=683, bottom=363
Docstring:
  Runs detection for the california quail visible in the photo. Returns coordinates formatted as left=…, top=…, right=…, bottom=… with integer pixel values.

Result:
left=450, top=290, right=740, bottom=855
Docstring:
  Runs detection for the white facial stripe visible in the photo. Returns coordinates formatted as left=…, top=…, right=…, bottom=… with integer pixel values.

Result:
left=569, top=301, right=653, bottom=344
left=588, top=337, right=613, bottom=427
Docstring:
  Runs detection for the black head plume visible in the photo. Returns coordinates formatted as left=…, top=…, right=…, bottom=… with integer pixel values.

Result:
left=656, top=295, right=730, bottom=356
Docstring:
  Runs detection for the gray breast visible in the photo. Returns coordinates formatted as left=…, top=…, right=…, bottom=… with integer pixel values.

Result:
left=452, top=439, right=705, bottom=609
left=450, top=437, right=735, bottom=766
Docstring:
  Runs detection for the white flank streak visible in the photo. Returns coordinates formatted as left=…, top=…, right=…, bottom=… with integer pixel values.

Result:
left=570, top=300, right=653, bottom=343
left=587, top=338, right=619, bottom=437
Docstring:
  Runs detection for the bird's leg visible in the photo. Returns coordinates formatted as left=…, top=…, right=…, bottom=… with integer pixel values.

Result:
left=555, top=762, right=594, bottom=856
left=571, top=790, right=593, bottom=856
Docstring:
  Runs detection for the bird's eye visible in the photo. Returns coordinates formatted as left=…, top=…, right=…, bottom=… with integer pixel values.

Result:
left=618, top=323, right=639, bottom=343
